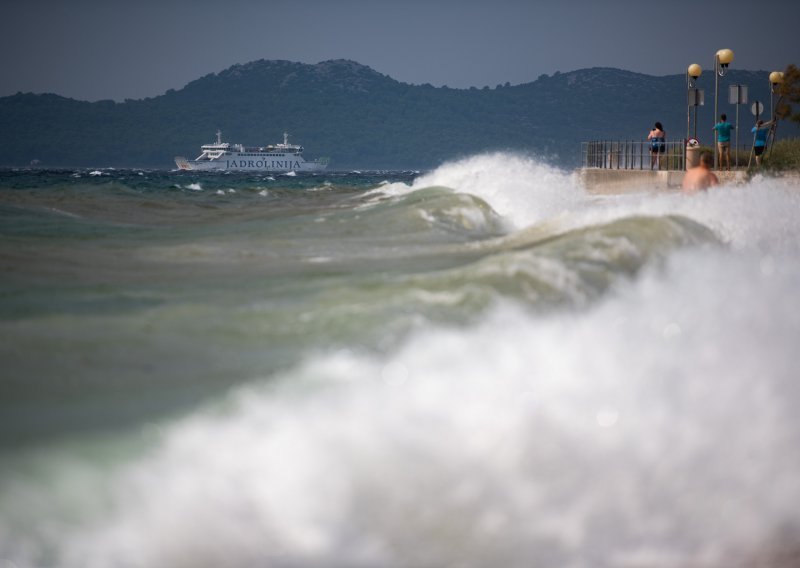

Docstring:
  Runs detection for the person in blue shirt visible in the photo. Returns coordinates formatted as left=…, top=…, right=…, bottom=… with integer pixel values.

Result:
left=713, top=113, right=735, bottom=170
left=751, top=119, right=775, bottom=166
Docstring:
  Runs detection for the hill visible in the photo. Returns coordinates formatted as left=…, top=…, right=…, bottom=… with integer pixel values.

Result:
left=0, top=59, right=794, bottom=169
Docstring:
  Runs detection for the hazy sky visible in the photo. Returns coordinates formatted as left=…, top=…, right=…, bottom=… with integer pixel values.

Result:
left=2, top=0, right=799, bottom=102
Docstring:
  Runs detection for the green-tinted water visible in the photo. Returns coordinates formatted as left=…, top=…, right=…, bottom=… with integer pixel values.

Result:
left=2, top=158, right=800, bottom=567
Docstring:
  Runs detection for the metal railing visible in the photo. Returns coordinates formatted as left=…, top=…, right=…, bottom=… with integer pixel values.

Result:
left=582, top=139, right=686, bottom=171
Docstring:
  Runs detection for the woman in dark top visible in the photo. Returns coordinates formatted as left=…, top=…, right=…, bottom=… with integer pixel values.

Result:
left=647, top=121, right=666, bottom=169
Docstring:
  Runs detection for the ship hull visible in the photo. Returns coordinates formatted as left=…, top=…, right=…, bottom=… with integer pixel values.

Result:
left=175, top=154, right=327, bottom=172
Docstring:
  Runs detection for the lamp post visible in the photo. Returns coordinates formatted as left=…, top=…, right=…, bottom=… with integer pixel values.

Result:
left=769, top=71, right=784, bottom=118
left=714, top=48, right=734, bottom=169
left=686, top=64, right=702, bottom=139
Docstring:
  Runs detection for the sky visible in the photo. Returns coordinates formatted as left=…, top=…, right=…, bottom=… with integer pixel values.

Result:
left=2, top=0, right=799, bottom=102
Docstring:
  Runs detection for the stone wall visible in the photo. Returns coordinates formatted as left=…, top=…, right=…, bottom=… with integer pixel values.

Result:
left=579, top=169, right=746, bottom=194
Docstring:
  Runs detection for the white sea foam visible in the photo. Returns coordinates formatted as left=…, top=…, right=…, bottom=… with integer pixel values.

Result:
left=2, top=161, right=799, bottom=568
left=413, top=152, right=584, bottom=227
left=378, top=154, right=800, bottom=252
left=556, top=175, right=800, bottom=256
left=369, top=153, right=584, bottom=228
left=14, top=241, right=795, bottom=568
left=186, top=182, right=203, bottom=191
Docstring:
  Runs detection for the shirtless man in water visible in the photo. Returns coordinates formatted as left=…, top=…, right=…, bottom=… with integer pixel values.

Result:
left=682, top=151, right=719, bottom=192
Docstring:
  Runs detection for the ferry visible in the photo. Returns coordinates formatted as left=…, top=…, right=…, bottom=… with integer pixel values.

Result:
left=175, top=130, right=329, bottom=172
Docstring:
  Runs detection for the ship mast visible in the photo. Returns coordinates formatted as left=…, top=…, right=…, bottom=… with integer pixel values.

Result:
left=216, top=130, right=222, bottom=145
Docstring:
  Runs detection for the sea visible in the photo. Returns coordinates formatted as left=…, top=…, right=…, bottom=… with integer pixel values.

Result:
left=1, top=154, right=799, bottom=567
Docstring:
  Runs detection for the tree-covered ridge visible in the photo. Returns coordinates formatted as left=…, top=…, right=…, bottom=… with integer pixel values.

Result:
left=0, top=59, right=792, bottom=169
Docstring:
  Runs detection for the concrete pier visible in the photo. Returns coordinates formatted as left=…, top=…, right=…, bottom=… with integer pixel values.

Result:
left=579, top=168, right=747, bottom=194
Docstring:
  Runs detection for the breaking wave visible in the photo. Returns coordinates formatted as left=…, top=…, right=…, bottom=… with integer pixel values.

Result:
left=2, top=157, right=800, bottom=567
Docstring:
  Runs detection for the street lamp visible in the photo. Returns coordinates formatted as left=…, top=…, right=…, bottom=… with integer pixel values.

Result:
left=769, top=70, right=784, bottom=117
left=713, top=49, right=735, bottom=169
left=686, top=63, right=702, bottom=139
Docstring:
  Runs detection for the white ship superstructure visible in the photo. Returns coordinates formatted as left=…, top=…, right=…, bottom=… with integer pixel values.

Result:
left=175, top=130, right=328, bottom=172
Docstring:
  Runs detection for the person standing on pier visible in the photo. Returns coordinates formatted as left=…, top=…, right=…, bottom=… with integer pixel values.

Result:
left=648, top=122, right=666, bottom=169
left=713, top=114, right=735, bottom=170
left=751, top=119, right=775, bottom=167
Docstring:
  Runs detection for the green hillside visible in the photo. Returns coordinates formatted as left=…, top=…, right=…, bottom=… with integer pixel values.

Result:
left=0, top=59, right=790, bottom=169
